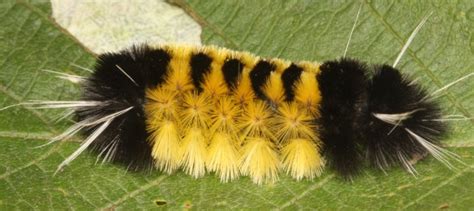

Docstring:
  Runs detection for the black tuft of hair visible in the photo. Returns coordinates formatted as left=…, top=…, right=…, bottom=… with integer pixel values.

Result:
left=281, top=63, right=304, bottom=101
left=75, top=45, right=171, bottom=170
left=365, top=65, right=446, bottom=171
left=190, top=52, right=213, bottom=92
left=222, top=58, right=244, bottom=90
left=317, top=58, right=369, bottom=178
left=249, top=60, right=275, bottom=100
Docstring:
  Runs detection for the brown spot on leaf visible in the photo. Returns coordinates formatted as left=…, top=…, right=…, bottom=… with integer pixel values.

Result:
left=438, top=203, right=449, bottom=209
left=183, top=200, right=192, bottom=209
left=154, top=199, right=167, bottom=206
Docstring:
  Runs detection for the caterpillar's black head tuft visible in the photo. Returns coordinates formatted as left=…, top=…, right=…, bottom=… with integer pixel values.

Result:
left=75, top=45, right=170, bottom=170
left=365, top=65, right=446, bottom=171
left=318, top=58, right=369, bottom=178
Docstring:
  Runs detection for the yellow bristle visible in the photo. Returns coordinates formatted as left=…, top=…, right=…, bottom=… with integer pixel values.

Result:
left=209, top=97, right=240, bottom=136
left=149, top=120, right=181, bottom=174
left=274, top=103, right=317, bottom=144
left=180, top=128, right=208, bottom=178
left=281, top=138, right=324, bottom=180
left=263, top=71, right=285, bottom=106
left=164, top=46, right=194, bottom=93
left=201, top=48, right=229, bottom=98
left=232, top=52, right=258, bottom=104
left=145, top=88, right=179, bottom=121
left=271, top=58, right=291, bottom=74
left=179, top=92, right=211, bottom=178
left=233, top=69, right=255, bottom=105
left=238, top=51, right=259, bottom=68
left=294, top=71, right=321, bottom=116
left=181, top=92, right=212, bottom=129
left=299, top=61, right=320, bottom=73
left=206, top=132, right=240, bottom=182
left=238, top=100, right=275, bottom=141
left=202, top=72, right=229, bottom=99
left=204, top=45, right=229, bottom=67
left=240, top=138, right=280, bottom=184
left=206, top=97, right=241, bottom=182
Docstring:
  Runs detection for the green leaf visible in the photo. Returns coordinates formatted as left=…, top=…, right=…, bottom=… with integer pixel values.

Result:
left=1, top=0, right=473, bottom=209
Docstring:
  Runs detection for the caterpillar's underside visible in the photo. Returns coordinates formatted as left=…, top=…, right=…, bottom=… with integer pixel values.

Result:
left=71, top=44, right=448, bottom=184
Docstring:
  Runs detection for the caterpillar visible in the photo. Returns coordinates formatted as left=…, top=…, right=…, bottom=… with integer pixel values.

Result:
left=50, top=41, right=458, bottom=184
left=5, top=12, right=467, bottom=185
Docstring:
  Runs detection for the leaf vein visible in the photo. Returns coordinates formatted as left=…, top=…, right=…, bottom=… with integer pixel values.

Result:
left=277, top=174, right=335, bottom=210
left=402, top=164, right=474, bottom=209
left=100, top=175, right=168, bottom=209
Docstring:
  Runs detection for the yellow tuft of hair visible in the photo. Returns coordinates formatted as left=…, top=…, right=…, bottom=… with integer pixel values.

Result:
left=271, top=58, right=291, bottom=74
left=201, top=71, right=229, bottom=99
left=201, top=48, right=229, bottom=99
left=180, top=92, right=212, bottom=129
left=238, top=100, right=275, bottom=141
left=206, top=132, right=240, bottom=182
left=298, top=61, right=320, bottom=74
left=233, top=69, right=255, bottom=105
left=281, top=138, right=324, bottom=180
left=209, top=97, right=240, bottom=136
left=240, top=138, right=280, bottom=185
left=263, top=71, right=285, bottom=106
left=294, top=71, right=321, bottom=116
left=274, top=103, right=317, bottom=144
left=149, top=120, right=182, bottom=174
left=179, top=92, right=212, bottom=178
left=237, top=51, right=259, bottom=69
left=180, top=127, right=208, bottom=178
left=163, top=46, right=194, bottom=93
left=232, top=51, right=258, bottom=105
left=145, top=88, right=179, bottom=121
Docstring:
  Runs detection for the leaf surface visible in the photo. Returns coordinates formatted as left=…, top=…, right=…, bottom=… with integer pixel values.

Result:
left=0, top=0, right=473, bottom=209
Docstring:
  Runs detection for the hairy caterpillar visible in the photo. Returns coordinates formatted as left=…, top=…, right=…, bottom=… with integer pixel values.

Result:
left=54, top=41, right=458, bottom=184
left=4, top=11, right=468, bottom=185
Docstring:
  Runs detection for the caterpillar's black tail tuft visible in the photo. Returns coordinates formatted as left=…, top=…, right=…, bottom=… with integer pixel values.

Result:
left=317, top=60, right=448, bottom=177
left=365, top=65, right=447, bottom=171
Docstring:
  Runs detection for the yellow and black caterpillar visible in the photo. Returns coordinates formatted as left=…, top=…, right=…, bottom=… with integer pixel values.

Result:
left=59, top=43, right=450, bottom=184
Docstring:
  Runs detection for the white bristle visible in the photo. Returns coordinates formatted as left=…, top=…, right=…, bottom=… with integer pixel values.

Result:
left=54, top=106, right=133, bottom=174
left=115, top=64, right=139, bottom=86
left=393, top=12, right=432, bottom=68
left=42, top=69, right=86, bottom=84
